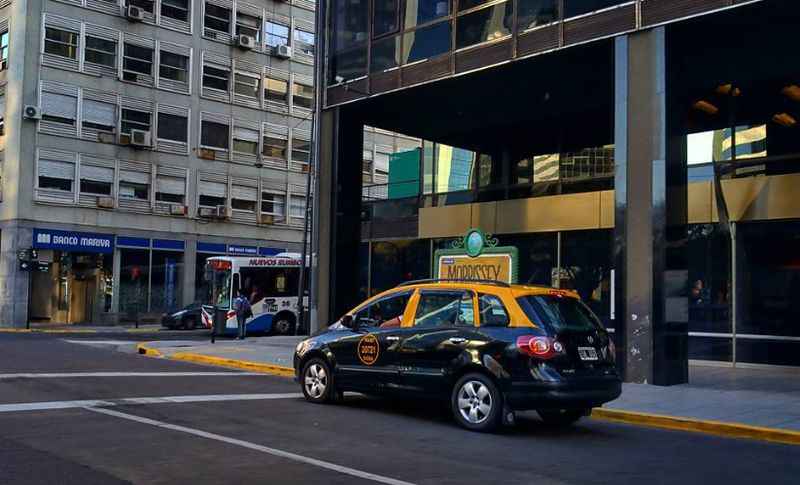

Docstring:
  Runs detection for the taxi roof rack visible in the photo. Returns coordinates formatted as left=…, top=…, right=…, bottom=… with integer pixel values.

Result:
left=398, top=278, right=511, bottom=288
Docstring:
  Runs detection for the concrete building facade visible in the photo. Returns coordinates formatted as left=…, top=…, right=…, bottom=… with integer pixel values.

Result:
left=0, top=0, right=318, bottom=325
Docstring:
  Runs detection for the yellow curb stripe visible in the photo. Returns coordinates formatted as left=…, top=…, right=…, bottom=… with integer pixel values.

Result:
left=136, top=343, right=163, bottom=358
left=169, top=352, right=295, bottom=378
left=592, top=408, right=800, bottom=446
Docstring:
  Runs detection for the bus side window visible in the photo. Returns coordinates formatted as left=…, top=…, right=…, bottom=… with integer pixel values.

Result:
left=232, top=274, right=241, bottom=300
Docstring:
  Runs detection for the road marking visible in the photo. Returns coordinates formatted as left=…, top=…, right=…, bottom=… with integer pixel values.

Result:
left=86, top=407, right=417, bottom=485
left=0, top=393, right=302, bottom=413
left=0, top=372, right=264, bottom=379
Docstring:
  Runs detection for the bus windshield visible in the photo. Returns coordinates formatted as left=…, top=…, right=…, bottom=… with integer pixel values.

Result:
left=206, top=262, right=233, bottom=308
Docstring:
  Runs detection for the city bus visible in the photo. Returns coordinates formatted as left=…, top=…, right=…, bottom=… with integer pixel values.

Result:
left=201, top=254, right=304, bottom=336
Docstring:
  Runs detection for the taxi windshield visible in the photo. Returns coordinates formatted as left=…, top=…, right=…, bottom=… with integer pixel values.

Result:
left=517, top=295, right=603, bottom=333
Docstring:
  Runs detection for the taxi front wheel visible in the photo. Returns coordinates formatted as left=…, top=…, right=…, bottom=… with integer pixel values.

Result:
left=301, top=358, right=337, bottom=404
left=451, top=373, right=503, bottom=432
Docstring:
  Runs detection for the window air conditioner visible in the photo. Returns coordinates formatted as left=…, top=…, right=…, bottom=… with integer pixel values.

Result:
left=97, top=197, right=114, bottom=209
left=237, top=34, right=256, bottom=50
left=216, top=205, right=230, bottom=219
left=23, top=105, right=42, bottom=120
left=274, top=45, right=292, bottom=59
left=126, top=5, right=145, bottom=21
left=198, top=207, right=216, bottom=218
left=259, top=214, right=275, bottom=225
left=130, top=129, right=152, bottom=148
left=169, top=205, right=187, bottom=216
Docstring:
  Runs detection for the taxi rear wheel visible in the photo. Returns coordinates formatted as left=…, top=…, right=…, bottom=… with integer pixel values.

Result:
left=451, top=373, right=503, bottom=432
left=301, top=358, right=336, bottom=404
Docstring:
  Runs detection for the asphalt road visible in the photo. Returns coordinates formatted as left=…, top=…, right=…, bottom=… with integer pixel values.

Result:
left=1, top=334, right=798, bottom=485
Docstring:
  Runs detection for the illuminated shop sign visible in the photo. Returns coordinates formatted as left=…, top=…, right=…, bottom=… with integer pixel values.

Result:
left=33, top=228, right=114, bottom=254
left=434, top=229, right=518, bottom=284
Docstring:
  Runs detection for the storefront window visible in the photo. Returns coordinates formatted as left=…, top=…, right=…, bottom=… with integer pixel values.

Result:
left=150, top=251, right=183, bottom=312
left=737, top=221, right=800, bottom=366
left=119, top=248, right=149, bottom=315
left=560, top=230, right=612, bottom=327
left=370, top=240, right=431, bottom=295
left=687, top=224, right=732, bottom=362
left=496, top=233, right=556, bottom=286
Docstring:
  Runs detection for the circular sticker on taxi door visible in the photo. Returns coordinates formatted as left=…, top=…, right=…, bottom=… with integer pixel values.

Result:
left=357, top=334, right=380, bottom=365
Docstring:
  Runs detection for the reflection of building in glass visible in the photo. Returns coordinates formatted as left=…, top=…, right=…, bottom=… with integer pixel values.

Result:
left=436, top=145, right=476, bottom=193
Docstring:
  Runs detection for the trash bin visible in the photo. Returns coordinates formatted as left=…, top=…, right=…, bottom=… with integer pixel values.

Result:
left=211, top=306, right=229, bottom=343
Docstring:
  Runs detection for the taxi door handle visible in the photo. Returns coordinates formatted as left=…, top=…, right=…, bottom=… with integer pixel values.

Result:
left=386, top=336, right=400, bottom=342
left=448, top=337, right=467, bottom=344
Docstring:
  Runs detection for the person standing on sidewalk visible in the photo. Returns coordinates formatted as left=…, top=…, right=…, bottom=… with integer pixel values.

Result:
left=233, top=290, right=252, bottom=340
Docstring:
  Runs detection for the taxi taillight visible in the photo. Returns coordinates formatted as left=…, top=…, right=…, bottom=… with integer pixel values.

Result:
left=516, top=336, right=563, bottom=360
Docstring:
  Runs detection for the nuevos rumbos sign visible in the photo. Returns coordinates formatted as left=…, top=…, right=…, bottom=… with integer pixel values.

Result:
left=434, top=229, right=518, bottom=284
left=33, top=228, right=114, bottom=254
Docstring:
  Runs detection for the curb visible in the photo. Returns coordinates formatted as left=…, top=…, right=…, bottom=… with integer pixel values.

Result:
left=0, top=328, right=98, bottom=334
left=136, top=343, right=163, bottom=358
left=136, top=343, right=293, bottom=378
left=592, top=408, right=800, bottom=446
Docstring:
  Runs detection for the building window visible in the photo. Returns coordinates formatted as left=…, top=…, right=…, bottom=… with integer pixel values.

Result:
left=41, top=91, right=78, bottom=125
left=156, top=174, right=186, bottom=204
left=1, top=29, right=9, bottom=66
left=204, top=3, right=231, bottom=34
left=85, top=36, right=117, bottom=68
left=403, top=0, right=451, bottom=29
left=44, top=27, right=79, bottom=60
left=0, top=93, right=5, bottom=135
left=123, top=44, right=154, bottom=76
left=80, top=165, right=114, bottom=196
left=121, top=108, right=152, bottom=134
left=373, top=0, right=401, bottom=37
left=159, top=51, right=189, bottom=83
left=231, top=184, right=257, bottom=212
left=262, top=135, right=287, bottom=159
left=236, top=12, right=261, bottom=41
left=289, top=194, right=306, bottom=219
left=234, top=73, right=260, bottom=99
left=162, top=0, right=190, bottom=22
left=292, top=138, right=310, bottom=163
left=233, top=126, right=259, bottom=155
left=261, top=191, right=285, bottom=218
left=157, top=112, right=188, bottom=143
left=38, top=159, right=74, bottom=192
left=265, top=21, right=289, bottom=48
left=264, top=77, right=288, bottom=103
left=129, top=0, right=154, bottom=14
left=517, top=0, right=558, bottom=30
left=294, top=29, right=315, bottom=55
left=199, top=181, right=227, bottom=207
left=201, top=119, right=230, bottom=150
left=119, top=170, right=150, bottom=200
left=564, top=0, right=628, bottom=19
left=455, top=1, right=513, bottom=50
left=203, top=64, right=230, bottom=91
left=292, top=83, right=313, bottom=110
left=402, top=21, right=452, bottom=64
left=82, top=99, right=116, bottom=133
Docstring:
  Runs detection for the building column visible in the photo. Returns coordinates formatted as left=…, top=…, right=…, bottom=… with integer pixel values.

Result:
left=182, top=239, right=197, bottom=306
left=314, top=107, right=364, bottom=331
left=613, top=27, right=688, bottom=385
left=0, top=224, right=32, bottom=327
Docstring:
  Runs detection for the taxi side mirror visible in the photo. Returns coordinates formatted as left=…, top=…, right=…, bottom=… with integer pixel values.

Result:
left=341, top=314, right=354, bottom=328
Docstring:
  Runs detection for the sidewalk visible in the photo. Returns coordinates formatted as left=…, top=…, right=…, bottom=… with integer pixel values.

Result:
left=136, top=336, right=800, bottom=444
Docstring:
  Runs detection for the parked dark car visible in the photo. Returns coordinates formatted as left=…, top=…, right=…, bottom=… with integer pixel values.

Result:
left=293, top=279, right=621, bottom=432
left=161, top=303, right=204, bottom=330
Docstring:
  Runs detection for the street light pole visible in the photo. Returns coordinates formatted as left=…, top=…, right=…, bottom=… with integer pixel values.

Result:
left=295, top=0, right=325, bottom=336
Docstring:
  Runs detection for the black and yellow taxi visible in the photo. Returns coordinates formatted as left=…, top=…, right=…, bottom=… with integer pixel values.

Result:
left=293, top=279, right=621, bottom=432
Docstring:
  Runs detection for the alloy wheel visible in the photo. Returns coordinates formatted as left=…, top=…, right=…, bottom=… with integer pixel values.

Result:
left=457, top=380, right=493, bottom=424
left=304, top=363, right=327, bottom=399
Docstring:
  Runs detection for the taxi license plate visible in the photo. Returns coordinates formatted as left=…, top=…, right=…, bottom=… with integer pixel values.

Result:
left=578, top=347, right=599, bottom=361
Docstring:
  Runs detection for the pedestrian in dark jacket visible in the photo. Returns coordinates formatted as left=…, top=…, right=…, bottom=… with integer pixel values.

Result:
left=233, top=290, right=251, bottom=340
